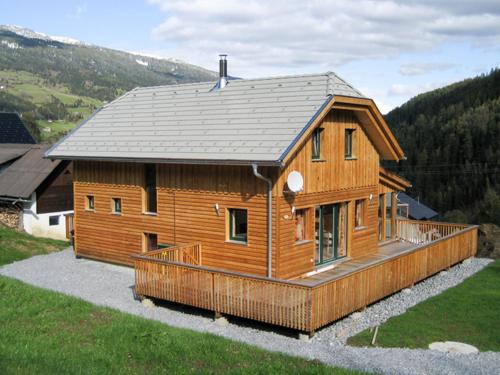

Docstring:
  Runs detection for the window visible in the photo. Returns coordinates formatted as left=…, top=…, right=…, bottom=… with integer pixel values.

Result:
left=345, top=129, right=354, bottom=158
left=144, top=164, right=157, bottom=213
left=386, top=192, right=394, bottom=239
left=144, top=233, right=158, bottom=252
left=228, top=209, right=248, bottom=243
left=295, top=209, right=308, bottom=242
left=112, top=198, right=122, bottom=214
left=355, top=199, right=366, bottom=228
left=312, top=128, right=322, bottom=160
left=86, top=195, right=95, bottom=210
left=49, top=215, right=59, bottom=226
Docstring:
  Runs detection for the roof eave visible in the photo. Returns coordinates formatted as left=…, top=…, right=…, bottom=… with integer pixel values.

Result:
left=47, top=155, right=282, bottom=167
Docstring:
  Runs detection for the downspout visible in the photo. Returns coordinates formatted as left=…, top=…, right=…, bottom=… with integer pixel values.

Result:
left=252, top=164, right=273, bottom=278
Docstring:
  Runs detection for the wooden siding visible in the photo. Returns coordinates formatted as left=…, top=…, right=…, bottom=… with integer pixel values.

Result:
left=73, top=160, right=279, bottom=276
left=276, top=109, right=381, bottom=278
left=73, top=108, right=399, bottom=278
left=134, top=223, right=477, bottom=333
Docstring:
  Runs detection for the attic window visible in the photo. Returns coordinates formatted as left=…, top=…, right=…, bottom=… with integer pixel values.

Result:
left=312, top=128, right=323, bottom=160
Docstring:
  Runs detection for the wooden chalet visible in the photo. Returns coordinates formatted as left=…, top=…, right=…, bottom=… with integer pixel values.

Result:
left=47, top=57, right=477, bottom=336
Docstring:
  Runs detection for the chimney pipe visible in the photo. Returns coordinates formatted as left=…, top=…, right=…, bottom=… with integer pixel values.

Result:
left=218, top=54, right=228, bottom=88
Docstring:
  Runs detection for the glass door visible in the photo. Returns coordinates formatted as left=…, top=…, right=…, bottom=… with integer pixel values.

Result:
left=315, top=203, right=347, bottom=266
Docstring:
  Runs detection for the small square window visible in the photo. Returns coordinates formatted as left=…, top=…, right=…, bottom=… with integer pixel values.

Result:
left=228, top=209, right=247, bottom=243
left=355, top=199, right=365, bottom=228
left=86, top=195, right=95, bottom=210
left=295, top=209, right=308, bottom=242
left=112, top=198, right=122, bottom=213
left=345, top=129, right=354, bottom=158
left=312, top=128, right=322, bottom=160
left=49, top=215, right=59, bottom=226
left=144, top=233, right=158, bottom=252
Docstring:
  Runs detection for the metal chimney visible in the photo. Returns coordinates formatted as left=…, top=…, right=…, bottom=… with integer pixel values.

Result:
left=218, top=54, right=228, bottom=89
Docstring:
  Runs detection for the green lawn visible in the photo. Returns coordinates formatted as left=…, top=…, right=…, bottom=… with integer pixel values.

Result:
left=0, top=225, right=68, bottom=266
left=347, top=260, right=500, bottom=351
left=0, top=226, right=364, bottom=375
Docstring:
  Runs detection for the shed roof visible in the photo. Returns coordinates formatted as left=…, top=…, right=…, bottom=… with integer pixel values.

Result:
left=0, top=144, right=33, bottom=165
left=397, top=192, right=438, bottom=220
left=46, top=72, right=403, bottom=165
left=0, top=145, right=61, bottom=199
left=0, top=113, right=36, bottom=144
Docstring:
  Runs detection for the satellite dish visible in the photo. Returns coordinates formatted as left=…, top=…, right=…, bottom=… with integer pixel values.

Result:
left=287, top=171, right=304, bottom=193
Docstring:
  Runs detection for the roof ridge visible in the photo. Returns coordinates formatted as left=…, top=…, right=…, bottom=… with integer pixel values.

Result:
left=134, top=72, right=335, bottom=91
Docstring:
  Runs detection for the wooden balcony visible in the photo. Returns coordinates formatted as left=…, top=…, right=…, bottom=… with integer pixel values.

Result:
left=133, top=220, right=478, bottom=335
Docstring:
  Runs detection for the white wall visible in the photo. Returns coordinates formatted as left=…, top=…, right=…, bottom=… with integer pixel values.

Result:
left=23, top=192, right=73, bottom=241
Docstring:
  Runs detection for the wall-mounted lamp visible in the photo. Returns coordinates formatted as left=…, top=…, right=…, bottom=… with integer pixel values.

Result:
left=369, top=194, right=373, bottom=200
left=214, top=203, right=220, bottom=215
left=291, top=206, right=296, bottom=214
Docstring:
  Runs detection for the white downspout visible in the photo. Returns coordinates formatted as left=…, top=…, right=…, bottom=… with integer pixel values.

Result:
left=252, top=164, right=273, bottom=278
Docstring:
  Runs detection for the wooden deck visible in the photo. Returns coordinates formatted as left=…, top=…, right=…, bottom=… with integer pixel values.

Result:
left=133, top=220, right=478, bottom=335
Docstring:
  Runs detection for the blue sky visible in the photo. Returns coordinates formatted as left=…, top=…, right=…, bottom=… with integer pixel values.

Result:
left=3, top=0, right=500, bottom=113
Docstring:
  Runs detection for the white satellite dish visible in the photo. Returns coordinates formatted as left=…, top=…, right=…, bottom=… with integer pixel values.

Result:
left=287, top=171, right=304, bottom=193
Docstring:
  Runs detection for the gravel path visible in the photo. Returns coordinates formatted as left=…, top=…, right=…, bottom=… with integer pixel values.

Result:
left=1, top=249, right=498, bottom=375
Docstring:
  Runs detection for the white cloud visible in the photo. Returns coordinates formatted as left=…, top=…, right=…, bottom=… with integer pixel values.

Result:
left=67, top=3, right=88, bottom=20
left=146, top=0, right=500, bottom=77
left=388, top=82, right=447, bottom=97
left=399, top=62, right=455, bottom=76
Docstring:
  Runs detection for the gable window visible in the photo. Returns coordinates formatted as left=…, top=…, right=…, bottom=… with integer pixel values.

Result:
left=86, top=195, right=95, bottom=211
left=354, top=199, right=366, bottom=228
left=312, top=128, right=322, bottom=160
left=144, top=233, right=158, bottom=252
left=345, top=129, right=354, bottom=158
left=112, top=198, right=122, bottom=214
left=144, top=164, right=157, bottom=213
left=49, top=215, right=59, bottom=226
left=295, top=209, right=308, bottom=242
left=228, top=208, right=248, bottom=243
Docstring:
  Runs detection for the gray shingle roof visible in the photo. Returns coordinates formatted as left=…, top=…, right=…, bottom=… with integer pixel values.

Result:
left=397, top=192, right=438, bottom=220
left=47, top=72, right=364, bottom=164
left=0, top=145, right=61, bottom=199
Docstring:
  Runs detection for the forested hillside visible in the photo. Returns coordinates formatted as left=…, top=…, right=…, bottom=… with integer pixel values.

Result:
left=0, top=25, right=217, bottom=142
left=385, top=68, right=500, bottom=225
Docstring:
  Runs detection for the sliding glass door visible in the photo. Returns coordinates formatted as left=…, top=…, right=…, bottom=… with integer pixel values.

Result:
left=315, top=203, right=347, bottom=266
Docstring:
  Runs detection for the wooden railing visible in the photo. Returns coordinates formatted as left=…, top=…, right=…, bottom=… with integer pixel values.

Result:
left=146, top=243, right=202, bottom=265
left=134, top=224, right=477, bottom=334
left=396, top=219, right=468, bottom=244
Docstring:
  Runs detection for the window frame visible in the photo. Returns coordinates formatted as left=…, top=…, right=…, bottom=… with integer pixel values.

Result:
left=143, top=232, right=158, bottom=252
left=111, top=197, right=122, bottom=214
left=354, top=199, right=367, bottom=229
left=228, top=208, right=248, bottom=244
left=144, top=164, right=157, bottom=214
left=49, top=215, right=60, bottom=226
left=86, top=195, right=95, bottom=211
left=311, top=127, right=322, bottom=160
left=295, top=208, right=309, bottom=243
left=344, top=129, right=354, bottom=158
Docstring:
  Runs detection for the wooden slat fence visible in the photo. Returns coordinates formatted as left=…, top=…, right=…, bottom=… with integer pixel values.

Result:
left=397, top=219, right=468, bottom=244
left=134, top=223, right=477, bottom=334
left=146, top=243, right=202, bottom=265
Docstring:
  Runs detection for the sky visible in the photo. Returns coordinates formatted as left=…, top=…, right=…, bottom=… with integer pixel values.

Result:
left=2, top=0, right=500, bottom=113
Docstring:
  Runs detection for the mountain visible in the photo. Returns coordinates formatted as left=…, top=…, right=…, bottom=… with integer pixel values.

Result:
left=0, top=25, right=217, bottom=141
left=385, top=68, right=500, bottom=225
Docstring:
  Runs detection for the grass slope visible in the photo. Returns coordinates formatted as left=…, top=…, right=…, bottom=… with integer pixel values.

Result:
left=0, top=225, right=68, bottom=266
left=347, top=260, right=500, bottom=351
left=0, top=277, right=366, bottom=375
left=0, top=226, right=364, bottom=374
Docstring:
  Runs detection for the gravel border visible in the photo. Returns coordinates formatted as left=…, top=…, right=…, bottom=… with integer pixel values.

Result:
left=1, top=249, right=498, bottom=375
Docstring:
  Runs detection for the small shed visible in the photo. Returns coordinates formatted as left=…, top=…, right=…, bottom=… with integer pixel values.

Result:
left=397, top=192, right=438, bottom=220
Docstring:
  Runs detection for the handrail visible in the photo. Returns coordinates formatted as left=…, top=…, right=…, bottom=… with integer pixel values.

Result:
left=142, top=242, right=202, bottom=265
left=396, top=219, right=471, bottom=245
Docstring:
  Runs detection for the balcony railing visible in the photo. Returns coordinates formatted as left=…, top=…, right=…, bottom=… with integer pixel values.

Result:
left=133, top=221, right=477, bottom=335
left=396, top=219, right=468, bottom=244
